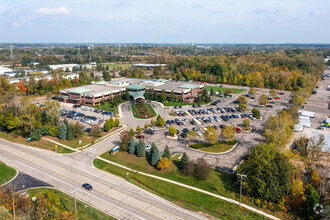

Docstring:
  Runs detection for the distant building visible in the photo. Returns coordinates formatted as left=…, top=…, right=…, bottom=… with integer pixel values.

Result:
left=59, top=78, right=204, bottom=106
left=131, top=64, right=167, bottom=70
left=48, top=63, right=96, bottom=72
left=0, top=66, right=13, bottom=75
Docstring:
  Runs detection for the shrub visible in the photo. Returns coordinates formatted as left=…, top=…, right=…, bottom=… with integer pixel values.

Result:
left=136, top=125, right=142, bottom=134
left=31, top=128, right=43, bottom=141
left=252, top=108, right=261, bottom=119
left=48, top=126, right=59, bottom=137
left=168, top=126, right=177, bottom=136
left=114, top=118, right=120, bottom=127
left=157, top=157, right=170, bottom=170
left=129, top=128, right=135, bottom=137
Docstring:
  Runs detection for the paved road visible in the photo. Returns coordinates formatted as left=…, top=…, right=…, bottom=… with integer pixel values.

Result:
left=0, top=138, right=206, bottom=220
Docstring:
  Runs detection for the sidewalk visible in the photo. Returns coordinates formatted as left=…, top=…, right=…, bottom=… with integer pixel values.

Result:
left=95, top=157, right=280, bottom=220
left=42, top=138, right=78, bottom=152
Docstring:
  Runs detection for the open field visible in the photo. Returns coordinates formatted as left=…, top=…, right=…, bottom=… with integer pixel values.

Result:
left=93, top=158, right=267, bottom=220
left=26, top=188, right=114, bottom=220
left=102, top=63, right=132, bottom=70
left=0, top=131, right=74, bottom=153
left=0, top=162, right=16, bottom=185
left=205, top=85, right=246, bottom=94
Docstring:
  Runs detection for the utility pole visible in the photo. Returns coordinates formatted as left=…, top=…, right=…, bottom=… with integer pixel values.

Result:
left=9, top=45, right=15, bottom=61
left=237, top=173, right=247, bottom=206
left=71, top=188, right=79, bottom=219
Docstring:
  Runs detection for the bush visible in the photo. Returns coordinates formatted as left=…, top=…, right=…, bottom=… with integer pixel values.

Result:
left=129, top=128, right=135, bottom=137
left=157, top=157, right=170, bottom=170
left=31, top=128, right=43, bottom=141
left=252, top=108, right=261, bottom=119
left=227, top=140, right=238, bottom=145
left=114, top=118, right=120, bottom=127
left=136, top=126, right=142, bottom=134
left=48, top=126, right=59, bottom=137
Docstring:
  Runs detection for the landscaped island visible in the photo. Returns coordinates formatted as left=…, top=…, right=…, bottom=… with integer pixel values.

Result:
left=131, top=101, right=157, bottom=119
left=188, top=140, right=238, bottom=153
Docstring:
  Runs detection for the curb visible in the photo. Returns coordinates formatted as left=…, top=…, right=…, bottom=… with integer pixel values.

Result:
left=0, top=162, right=18, bottom=187
left=185, top=142, right=239, bottom=155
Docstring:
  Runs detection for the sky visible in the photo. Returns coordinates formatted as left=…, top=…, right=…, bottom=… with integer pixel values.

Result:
left=0, top=0, right=329, bottom=44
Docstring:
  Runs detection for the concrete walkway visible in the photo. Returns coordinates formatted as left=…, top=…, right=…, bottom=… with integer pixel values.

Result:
left=95, top=157, right=281, bottom=220
left=42, top=138, right=78, bottom=152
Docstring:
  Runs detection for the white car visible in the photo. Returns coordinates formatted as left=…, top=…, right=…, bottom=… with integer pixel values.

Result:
left=146, top=145, right=152, bottom=151
left=150, top=127, right=158, bottom=131
left=197, top=131, right=202, bottom=136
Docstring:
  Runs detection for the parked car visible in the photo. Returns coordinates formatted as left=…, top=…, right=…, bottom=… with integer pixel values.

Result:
left=183, top=128, right=189, bottom=133
left=235, top=127, right=242, bottom=133
left=145, top=130, right=154, bottom=135
left=146, top=145, right=152, bottom=151
left=82, top=183, right=93, bottom=191
left=136, top=135, right=145, bottom=139
left=274, top=97, right=280, bottom=99
left=150, top=127, right=158, bottom=131
left=180, top=133, right=187, bottom=138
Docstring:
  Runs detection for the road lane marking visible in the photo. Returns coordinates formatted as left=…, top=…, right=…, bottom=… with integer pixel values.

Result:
left=0, top=145, right=183, bottom=220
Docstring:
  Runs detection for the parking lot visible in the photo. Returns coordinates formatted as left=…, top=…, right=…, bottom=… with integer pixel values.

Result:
left=131, top=87, right=292, bottom=172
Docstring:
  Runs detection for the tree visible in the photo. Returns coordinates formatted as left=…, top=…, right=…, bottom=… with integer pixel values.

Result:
left=269, top=89, right=277, bottom=98
left=243, top=118, right=250, bottom=129
left=89, top=125, right=102, bottom=137
left=48, top=126, right=59, bottom=137
left=224, top=88, right=232, bottom=96
left=304, top=135, right=326, bottom=174
left=157, top=157, right=170, bottom=170
left=156, top=115, right=165, bottom=126
left=187, top=130, right=198, bottom=141
left=194, top=158, right=211, bottom=180
left=109, top=117, right=115, bottom=128
left=238, top=95, right=247, bottom=104
left=103, top=119, right=111, bottom=132
left=210, top=88, right=214, bottom=96
left=151, top=119, right=156, bottom=126
left=136, top=140, right=146, bottom=157
left=221, top=126, right=234, bottom=142
left=249, top=87, right=256, bottom=95
left=128, top=137, right=136, bottom=154
left=144, top=123, right=149, bottom=130
left=161, top=90, right=166, bottom=102
left=44, top=100, right=61, bottom=127
left=66, top=124, right=74, bottom=140
left=17, top=80, right=27, bottom=93
left=129, top=128, right=135, bottom=137
left=170, top=90, right=175, bottom=101
left=4, top=112, right=18, bottom=131
left=237, top=143, right=292, bottom=202
left=102, top=70, right=111, bottom=81
left=163, top=146, right=171, bottom=160
left=259, top=94, right=268, bottom=106
left=302, top=185, right=320, bottom=218
left=31, top=128, right=43, bottom=141
left=168, top=126, right=177, bottom=136
left=251, top=108, right=261, bottom=119
left=150, top=143, right=161, bottom=166
left=119, top=130, right=131, bottom=152
left=58, top=123, right=67, bottom=140
left=136, top=125, right=142, bottom=133
left=114, top=118, right=120, bottom=127
left=204, top=126, right=218, bottom=144
left=153, top=90, right=158, bottom=100
left=180, top=153, right=189, bottom=169
left=125, top=91, right=130, bottom=100
left=72, top=123, right=84, bottom=138
left=239, top=102, right=247, bottom=110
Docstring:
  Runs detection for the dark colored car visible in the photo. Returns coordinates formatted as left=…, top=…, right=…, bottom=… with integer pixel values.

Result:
left=180, top=133, right=187, bottom=138
left=219, top=125, right=226, bottom=129
left=82, top=183, right=93, bottom=191
left=137, top=135, right=145, bottom=139
left=145, top=130, right=154, bottom=135
left=183, top=128, right=189, bottom=133
left=73, top=104, right=81, bottom=108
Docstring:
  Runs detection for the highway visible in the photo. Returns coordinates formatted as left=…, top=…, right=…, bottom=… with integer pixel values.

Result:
left=0, top=138, right=206, bottom=220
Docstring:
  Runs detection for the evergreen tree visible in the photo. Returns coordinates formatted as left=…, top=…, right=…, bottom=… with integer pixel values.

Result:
left=180, top=153, right=189, bottom=169
left=144, top=90, right=150, bottom=99
left=157, top=115, right=165, bottom=126
left=136, top=140, right=146, bottom=157
left=109, top=117, right=115, bottom=128
left=114, top=118, right=120, bottom=127
left=103, top=119, right=111, bottom=132
left=58, top=123, right=67, bottom=140
left=163, top=145, right=171, bottom=160
left=210, top=88, right=214, bottom=96
left=150, top=142, right=161, bottom=166
left=66, top=124, right=74, bottom=140
left=125, top=91, right=130, bottom=100
left=153, top=90, right=158, bottom=100
left=63, top=118, right=69, bottom=127
left=161, top=90, right=166, bottom=102
left=128, top=137, right=136, bottom=154
left=170, top=90, right=175, bottom=101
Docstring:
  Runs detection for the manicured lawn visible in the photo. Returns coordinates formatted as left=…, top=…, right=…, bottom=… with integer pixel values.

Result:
left=103, top=63, right=132, bottom=70
left=131, top=102, right=157, bottom=119
left=189, top=141, right=237, bottom=153
left=0, top=162, right=16, bottom=185
left=99, top=151, right=238, bottom=199
left=205, top=86, right=246, bottom=94
left=0, top=131, right=74, bottom=154
left=162, top=101, right=209, bottom=106
left=94, top=100, right=126, bottom=113
left=172, top=153, right=182, bottom=161
left=26, top=188, right=115, bottom=220
left=93, top=159, right=266, bottom=220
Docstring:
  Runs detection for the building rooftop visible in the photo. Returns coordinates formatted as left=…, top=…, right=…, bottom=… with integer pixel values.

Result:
left=126, top=84, right=146, bottom=91
left=179, top=84, right=200, bottom=89
left=70, top=88, right=93, bottom=94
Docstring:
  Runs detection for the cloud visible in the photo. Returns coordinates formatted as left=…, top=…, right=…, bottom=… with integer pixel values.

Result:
left=131, top=16, right=146, bottom=22
left=34, top=7, right=69, bottom=15
left=12, top=22, right=22, bottom=27
left=310, top=9, right=327, bottom=16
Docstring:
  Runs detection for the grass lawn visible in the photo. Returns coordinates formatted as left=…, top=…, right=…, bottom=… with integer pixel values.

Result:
left=26, top=188, right=114, bottom=220
left=0, top=162, right=16, bottom=185
left=131, top=102, right=157, bottom=119
left=171, top=153, right=182, bottom=161
left=94, top=100, right=126, bottom=113
left=93, top=159, right=266, bottom=220
left=189, top=142, right=236, bottom=153
left=169, top=112, right=177, bottom=116
left=103, top=63, right=132, bottom=70
left=0, top=131, right=74, bottom=154
left=205, top=86, right=246, bottom=94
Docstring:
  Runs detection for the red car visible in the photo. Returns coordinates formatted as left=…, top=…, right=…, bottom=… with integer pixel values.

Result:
left=235, top=127, right=242, bottom=133
left=136, top=135, right=145, bottom=139
left=274, top=97, right=280, bottom=100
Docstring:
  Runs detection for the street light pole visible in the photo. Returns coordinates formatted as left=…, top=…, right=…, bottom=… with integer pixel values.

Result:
left=237, top=173, right=247, bottom=206
left=71, top=188, right=79, bottom=219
